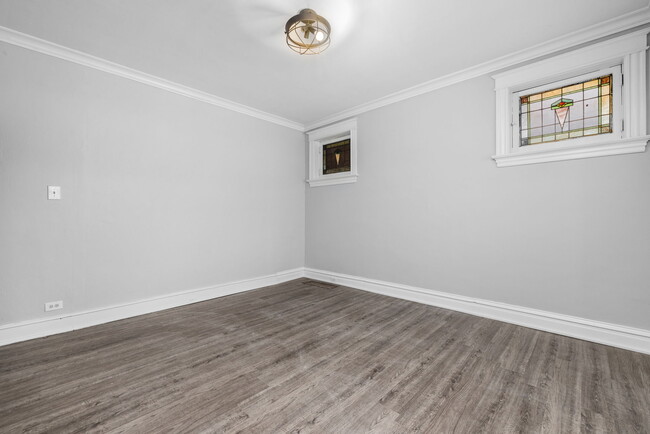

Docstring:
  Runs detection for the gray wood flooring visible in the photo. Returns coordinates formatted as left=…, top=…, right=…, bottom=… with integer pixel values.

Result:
left=1, top=278, right=649, bottom=433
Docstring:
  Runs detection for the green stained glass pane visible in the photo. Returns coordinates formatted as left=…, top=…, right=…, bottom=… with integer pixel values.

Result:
left=551, top=98, right=574, bottom=110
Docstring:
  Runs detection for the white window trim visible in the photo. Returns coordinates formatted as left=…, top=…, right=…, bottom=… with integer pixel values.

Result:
left=307, top=118, right=358, bottom=187
left=492, top=30, right=649, bottom=167
left=514, top=66, right=622, bottom=149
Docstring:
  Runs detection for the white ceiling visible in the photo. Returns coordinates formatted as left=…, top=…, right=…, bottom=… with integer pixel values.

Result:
left=0, top=0, right=648, bottom=126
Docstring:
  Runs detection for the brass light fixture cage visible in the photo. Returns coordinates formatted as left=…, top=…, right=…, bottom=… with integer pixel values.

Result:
left=285, top=8, right=331, bottom=55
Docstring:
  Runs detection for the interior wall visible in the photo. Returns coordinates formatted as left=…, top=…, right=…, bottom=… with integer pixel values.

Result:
left=0, top=43, right=306, bottom=325
left=305, top=71, right=650, bottom=330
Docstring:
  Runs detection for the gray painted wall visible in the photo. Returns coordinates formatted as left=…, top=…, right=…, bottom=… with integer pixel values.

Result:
left=0, top=43, right=306, bottom=325
left=2, top=33, right=648, bottom=334
left=306, top=73, right=650, bottom=330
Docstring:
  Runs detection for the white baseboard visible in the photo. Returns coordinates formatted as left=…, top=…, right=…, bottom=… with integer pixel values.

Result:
left=5, top=267, right=649, bottom=355
left=304, top=268, right=650, bottom=355
left=0, top=268, right=304, bottom=347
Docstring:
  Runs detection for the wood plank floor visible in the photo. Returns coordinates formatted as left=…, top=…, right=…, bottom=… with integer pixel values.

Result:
left=1, top=278, right=649, bottom=433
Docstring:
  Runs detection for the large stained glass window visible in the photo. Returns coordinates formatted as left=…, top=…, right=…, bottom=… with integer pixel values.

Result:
left=519, top=75, right=612, bottom=146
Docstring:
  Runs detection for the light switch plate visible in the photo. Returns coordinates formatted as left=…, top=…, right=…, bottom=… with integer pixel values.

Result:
left=47, top=186, right=61, bottom=200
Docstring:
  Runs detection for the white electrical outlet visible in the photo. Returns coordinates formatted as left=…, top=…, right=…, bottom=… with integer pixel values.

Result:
left=45, top=300, right=63, bottom=312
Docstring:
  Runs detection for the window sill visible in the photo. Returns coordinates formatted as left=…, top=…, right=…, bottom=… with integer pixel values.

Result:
left=492, top=136, right=650, bottom=167
left=307, top=174, right=358, bottom=187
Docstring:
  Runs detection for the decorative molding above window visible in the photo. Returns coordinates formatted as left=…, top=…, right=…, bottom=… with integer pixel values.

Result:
left=307, top=118, right=358, bottom=187
left=492, top=30, right=649, bottom=167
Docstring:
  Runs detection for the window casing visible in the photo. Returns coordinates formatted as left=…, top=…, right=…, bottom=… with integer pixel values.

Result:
left=492, top=30, right=648, bottom=167
left=307, top=118, right=358, bottom=187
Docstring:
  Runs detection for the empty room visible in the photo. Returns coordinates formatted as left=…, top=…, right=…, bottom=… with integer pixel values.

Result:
left=1, top=1, right=650, bottom=432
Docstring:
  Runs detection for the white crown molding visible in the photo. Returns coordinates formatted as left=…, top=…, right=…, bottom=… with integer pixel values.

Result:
left=0, top=268, right=304, bottom=347
left=0, top=26, right=305, bottom=132
left=304, top=268, right=650, bottom=355
left=0, top=4, right=650, bottom=132
left=0, top=7, right=648, bottom=137
left=305, top=6, right=650, bottom=131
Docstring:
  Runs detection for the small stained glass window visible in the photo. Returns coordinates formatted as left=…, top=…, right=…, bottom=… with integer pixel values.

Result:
left=322, top=138, right=351, bottom=175
left=519, top=75, right=612, bottom=146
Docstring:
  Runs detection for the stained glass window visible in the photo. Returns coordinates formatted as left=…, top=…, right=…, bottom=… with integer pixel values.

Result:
left=322, top=138, right=351, bottom=175
left=519, top=75, right=612, bottom=146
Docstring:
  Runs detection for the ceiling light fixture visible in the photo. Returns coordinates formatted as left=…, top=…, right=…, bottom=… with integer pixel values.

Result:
left=285, top=8, right=331, bottom=55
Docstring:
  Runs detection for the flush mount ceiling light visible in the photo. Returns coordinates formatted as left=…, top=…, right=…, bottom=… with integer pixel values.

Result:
left=285, top=8, right=331, bottom=55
